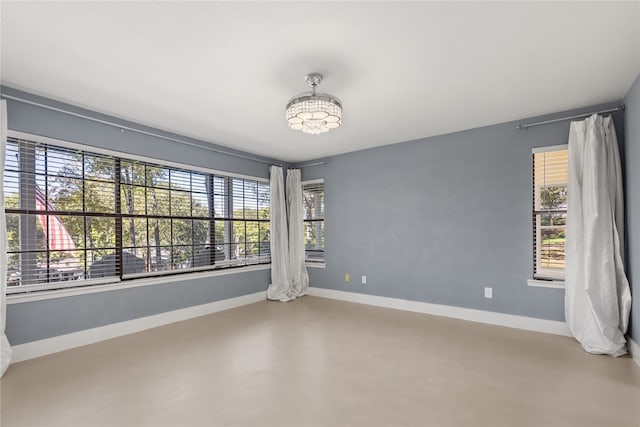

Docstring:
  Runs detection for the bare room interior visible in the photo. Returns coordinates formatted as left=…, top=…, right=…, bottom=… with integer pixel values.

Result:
left=1, top=2, right=639, bottom=426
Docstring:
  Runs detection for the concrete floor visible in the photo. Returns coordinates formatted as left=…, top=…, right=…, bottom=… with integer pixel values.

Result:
left=1, top=296, right=639, bottom=427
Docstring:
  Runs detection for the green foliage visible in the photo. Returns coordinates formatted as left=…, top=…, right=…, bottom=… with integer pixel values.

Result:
left=7, top=148, right=270, bottom=275
left=540, top=185, right=567, bottom=210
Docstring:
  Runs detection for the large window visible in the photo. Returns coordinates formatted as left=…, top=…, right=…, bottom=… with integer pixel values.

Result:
left=532, top=145, right=568, bottom=281
left=302, top=180, right=324, bottom=263
left=4, top=135, right=270, bottom=294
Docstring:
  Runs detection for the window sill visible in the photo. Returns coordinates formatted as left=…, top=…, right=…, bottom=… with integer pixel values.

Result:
left=6, top=264, right=271, bottom=305
left=306, top=262, right=326, bottom=269
left=527, top=279, right=565, bottom=289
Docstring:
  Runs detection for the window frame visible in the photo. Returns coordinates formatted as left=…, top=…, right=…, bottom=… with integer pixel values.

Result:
left=4, top=131, right=271, bottom=296
left=531, top=144, right=568, bottom=285
left=302, top=179, right=325, bottom=267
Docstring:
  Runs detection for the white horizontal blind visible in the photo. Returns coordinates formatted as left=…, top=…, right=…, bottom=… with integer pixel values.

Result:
left=4, top=136, right=270, bottom=294
left=302, top=181, right=324, bottom=263
left=532, top=145, right=568, bottom=280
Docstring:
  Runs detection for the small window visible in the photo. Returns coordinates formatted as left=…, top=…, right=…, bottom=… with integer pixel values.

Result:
left=302, top=181, right=324, bottom=264
left=532, top=145, right=568, bottom=280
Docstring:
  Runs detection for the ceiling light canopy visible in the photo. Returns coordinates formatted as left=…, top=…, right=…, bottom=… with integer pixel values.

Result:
left=286, top=73, right=342, bottom=135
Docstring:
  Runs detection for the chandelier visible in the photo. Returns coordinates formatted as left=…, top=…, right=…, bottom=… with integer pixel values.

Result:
left=286, top=73, right=342, bottom=134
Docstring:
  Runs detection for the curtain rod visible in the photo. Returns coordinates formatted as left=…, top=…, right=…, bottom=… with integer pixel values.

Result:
left=516, top=105, right=625, bottom=130
left=1, top=93, right=283, bottom=167
left=295, top=161, right=328, bottom=168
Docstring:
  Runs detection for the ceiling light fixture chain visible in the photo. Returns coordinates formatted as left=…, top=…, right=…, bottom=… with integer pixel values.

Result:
left=286, top=72, right=342, bottom=135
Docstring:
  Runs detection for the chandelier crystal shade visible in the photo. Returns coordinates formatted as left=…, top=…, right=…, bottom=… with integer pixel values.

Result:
left=286, top=73, right=342, bottom=135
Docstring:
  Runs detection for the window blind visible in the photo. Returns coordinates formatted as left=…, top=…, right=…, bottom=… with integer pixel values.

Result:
left=4, top=136, right=270, bottom=294
left=302, top=182, right=324, bottom=262
left=532, top=146, right=568, bottom=280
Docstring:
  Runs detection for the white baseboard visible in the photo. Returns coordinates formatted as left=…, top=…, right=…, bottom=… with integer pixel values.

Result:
left=11, top=291, right=267, bottom=363
left=307, top=287, right=571, bottom=337
left=628, top=338, right=640, bottom=368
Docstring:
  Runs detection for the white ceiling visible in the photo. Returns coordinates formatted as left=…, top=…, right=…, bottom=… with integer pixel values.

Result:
left=1, top=2, right=639, bottom=163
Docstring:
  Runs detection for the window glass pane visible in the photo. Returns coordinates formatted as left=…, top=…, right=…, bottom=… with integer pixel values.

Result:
left=122, top=218, right=147, bottom=248
left=86, top=217, right=116, bottom=249
left=537, top=185, right=567, bottom=211
left=536, top=213, right=566, bottom=272
left=172, top=219, right=193, bottom=246
left=53, top=215, right=84, bottom=250
left=3, top=170, right=19, bottom=198
left=124, top=248, right=150, bottom=274
left=233, top=220, right=246, bottom=245
left=244, top=180, right=258, bottom=199
left=193, top=192, right=210, bottom=217
left=171, top=245, right=194, bottom=270
left=230, top=243, right=245, bottom=260
left=84, top=154, right=115, bottom=181
left=303, top=189, right=324, bottom=219
left=258, top=182, right=270, bottom=199
left=5, top=213, right=20, bottom=252
left=213, top=176, right=227, bottom=196
left=4, top=140, right=19, bottom=172
left=121, top=186, right=146, bottom=215
left=534, top=149, right=568, bottom=211
left=217, top=243, right=232, bottom=262
left=48, top=176, right=82, bottom=211
left=146, top=166, right=169, bottom=188
left=121, top=161, right=146, bottom=185
left=214, top=221, right=225, bottom=243
left=259, top=222, right=270, bottom=261
left=171, top=190, right=192, bottom=216
left=6, top=213, right=47, bottom=250
left=48, top=251, right=84, bottom=282
left=85, top=181, right=115, bottom=213
left=258, top=198, right=270, bottom=219
left=145, top=219, right=171, bottom=247
left=170, top=169, right=191, bottom=191
left=304, top=221, right=325, bottom=249
left=232, top=178, right=244, bottom=198
left=192, top=220, right=209, bottom=246
left=191, top=244, right=214, bottom=268
left=244, top=197, right=258, bottom=219
left=232, top=195, right=244, bottom=219
left=148, top=188, right=170, bottom=216
left=87, top=249, right=119, bottom=278
left=47, top=147, right=81, bottom=178
left=192, top=173, right=208, bottom=194
left=213, top=195, right=226, bottom=218
left=148, top=246, right=171, bottom=272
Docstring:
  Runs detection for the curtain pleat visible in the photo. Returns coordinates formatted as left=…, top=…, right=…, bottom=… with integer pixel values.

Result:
left=287, top=169, right=309, bottom=297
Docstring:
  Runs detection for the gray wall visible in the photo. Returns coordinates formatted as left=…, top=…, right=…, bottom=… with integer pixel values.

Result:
left=624, top=73, right=640, bottom=342
left=300, top=103, right=624, bottom=322
left=2, top=83, right=635, bottom=344
left=2, top=87, right=274, bottom=345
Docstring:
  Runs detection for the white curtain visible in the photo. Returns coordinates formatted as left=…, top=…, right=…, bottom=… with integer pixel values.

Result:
left=267, top=166, right=293, bottom=301
left=286, top=169, right=309, bottom=297
left=565, top=114, right=632, bottom=356
left=1, top=100, right=12, bottom=376
left=266, top=167, right=309, bottom=302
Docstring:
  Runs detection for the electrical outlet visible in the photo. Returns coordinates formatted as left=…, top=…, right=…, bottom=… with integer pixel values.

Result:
left=361, top=275, right=367, bottom=284
left=484, top=287, right=493, bottom=299
left=345, top=273, right=350, bottom=283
